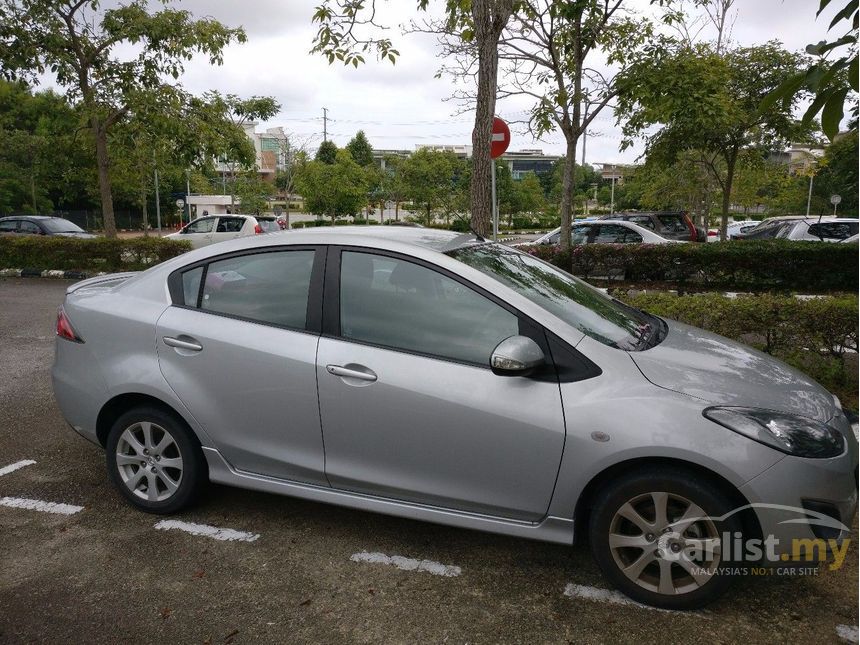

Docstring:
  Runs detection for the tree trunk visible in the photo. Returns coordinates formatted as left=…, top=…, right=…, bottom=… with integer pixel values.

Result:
left=469, top=0, right=513, bottom=237
left=559, top=133, right=579, bottom=251
left=395, top=201, right=400, bottom=221
left=141, top=178, right=149, bottom=238
left=92, top=118, right=117, bottom=238
left=720, top=150, right=738, bottom=241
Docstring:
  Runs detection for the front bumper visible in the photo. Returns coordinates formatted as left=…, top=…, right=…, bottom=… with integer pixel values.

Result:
left=739, top=414, right=858, bottom=556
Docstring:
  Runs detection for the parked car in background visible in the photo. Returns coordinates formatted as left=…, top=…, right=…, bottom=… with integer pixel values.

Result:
left=597, top=211, right=705, bottom=242
left=706, top=220, right=759, bottom=241
left=841, top=233, right=859, bottom=243
left=522, top=220, right=681, bottom=246
left=735, top=216, right=859, bottom=242
left=52, top=226, right=857, bottom=610
left=0, top=215, right=96, bottom=238
left=165, top=214, right=274, bottom=249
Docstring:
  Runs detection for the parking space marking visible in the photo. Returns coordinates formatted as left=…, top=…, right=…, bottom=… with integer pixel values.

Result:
left=350, top=551, right=462, bottom=577
left=153, top=519, right=260, bottom=542
left=837, top=625, right=859, bottom=643
left=563, top=583, right=707, bottom=616
left=0, top=460, right=36, bottom=477
left=0, top=496, right=83, bottom=515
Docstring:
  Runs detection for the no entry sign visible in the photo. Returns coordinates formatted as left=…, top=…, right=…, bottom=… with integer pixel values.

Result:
left=491, top=117, right=510, bottom=159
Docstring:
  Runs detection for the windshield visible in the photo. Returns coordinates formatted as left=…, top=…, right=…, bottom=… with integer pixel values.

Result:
left=41, top=218, right=85, bottom=233
left=447, top=244, right=665, bottom=351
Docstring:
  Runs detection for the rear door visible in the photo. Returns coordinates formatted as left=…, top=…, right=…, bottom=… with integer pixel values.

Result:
left=156, top=246, right=328, bottom=483
left=315, top=247, right=567, bottom=521
left=211, top=216, right=249, bottom=245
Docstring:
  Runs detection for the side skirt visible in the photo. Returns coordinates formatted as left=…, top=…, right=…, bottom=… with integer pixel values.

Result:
left=203, top=447, right=574, bottom=545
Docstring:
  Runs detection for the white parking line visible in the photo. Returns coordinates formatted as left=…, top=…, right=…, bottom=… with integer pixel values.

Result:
left=0, top=460, right=36, bottom=477
left=837, top=625, right=859, bottom=643
left=563, top=583, right=707, bottom=616
left=153, top=519, right=260, bottom=542
left=350, top=551, right=462, bottom=577
left=0, top=496, right=83, bottom=515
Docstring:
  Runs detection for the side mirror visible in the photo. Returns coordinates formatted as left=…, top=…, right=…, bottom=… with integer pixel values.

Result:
left=490, top=335, right=545, bottom=376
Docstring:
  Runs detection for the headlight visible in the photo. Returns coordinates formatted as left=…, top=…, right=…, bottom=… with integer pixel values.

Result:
left=703, top=407, right=845, bottom=458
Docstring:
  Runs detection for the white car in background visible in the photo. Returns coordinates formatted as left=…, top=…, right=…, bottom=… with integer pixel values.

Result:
left=522, top=220, right=682, bottom=246
left=735, top=216, right=859, bottom=242
left=706, top=220, right=759, bottom=241
left=166, top=214, right=279, bottom=249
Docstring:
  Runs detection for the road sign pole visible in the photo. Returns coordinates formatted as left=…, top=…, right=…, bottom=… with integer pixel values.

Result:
left=805, top=174, right=813, bottom=217
left=491, top=160, right=498, bottom=242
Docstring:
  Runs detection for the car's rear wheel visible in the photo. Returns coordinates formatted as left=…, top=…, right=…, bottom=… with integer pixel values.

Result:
left=588, top=467, right=742, bottom=610
left=105, top=406, right=206, bottom=514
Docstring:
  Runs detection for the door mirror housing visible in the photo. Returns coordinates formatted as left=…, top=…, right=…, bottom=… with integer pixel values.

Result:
left=490, top=335, right=545, bottom=376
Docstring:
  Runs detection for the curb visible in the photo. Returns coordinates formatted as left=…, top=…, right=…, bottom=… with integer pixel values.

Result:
left=0, top=268, right=98, bottom=280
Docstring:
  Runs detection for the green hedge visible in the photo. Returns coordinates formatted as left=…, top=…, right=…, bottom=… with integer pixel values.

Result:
left=0, top=236, right=192, bottom=272
left=524, top=240, right=859, bottom=293
left=617, top=291, right=859, bottom=409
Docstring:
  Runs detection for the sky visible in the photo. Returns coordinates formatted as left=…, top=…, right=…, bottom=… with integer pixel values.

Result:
left=83, top=0, right=852, bottom=164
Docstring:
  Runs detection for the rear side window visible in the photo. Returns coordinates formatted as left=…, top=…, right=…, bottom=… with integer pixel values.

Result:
left=256, top=218, right=280, bottom=233
left=176, top=250, right=315, bottom=329
left=656, top=215, right=688, bottom=233
left=339, top=251, right=519, bottom=365
left=593, top=224, right=642, bottom=244
left=808, top=222, right=858, bottom=240
left=216, top=217, right=245, bottom=233
left=0, top=220, right=17, bottom=232
left=628, top=215, right=656, bottom=230
left=19, top=220, right=41, bottom=234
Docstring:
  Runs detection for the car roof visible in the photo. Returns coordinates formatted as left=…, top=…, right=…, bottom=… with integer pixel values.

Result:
left=0, top=215, right=61, bottom=221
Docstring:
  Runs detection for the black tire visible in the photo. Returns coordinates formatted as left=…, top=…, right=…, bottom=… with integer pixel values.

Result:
left=105, top=405, right=207, bottom=514
left=588, top=466, right=742, bottom=610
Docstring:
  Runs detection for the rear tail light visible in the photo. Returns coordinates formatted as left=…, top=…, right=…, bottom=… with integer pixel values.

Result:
left=682, top=213, right=697, bottom=241
left=56, top=306, right=83, bottom=343
left=254, top=224, right=263, bottom=234
left=708, top=230, right=718, bottom=237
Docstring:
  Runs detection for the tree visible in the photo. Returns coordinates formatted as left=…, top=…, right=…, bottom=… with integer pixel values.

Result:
left=233, top=172, right=274, bottom=215
left=310, top=0, right=514, bottom=236
left=315, top=140, right=339, bottom=164
left=0, top=0, right=247, bottom=237
left=763, top=0, right=858, bottom=140
left=398, top=148, right=459, bottom=226
left=432, top=0, right=653, bottom=250
left=616, top=42, right=806, bottom=238
left=296, top=148, right=367, bottom=221
left=814, top=130, right=859, bottom=213
left=346, top=130, right=374, bottom=166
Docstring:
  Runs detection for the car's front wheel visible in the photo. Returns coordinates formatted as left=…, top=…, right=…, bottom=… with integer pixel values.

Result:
left=589, top=467, right=742, bottom=610
left=105, top=406, right=206, bottom=514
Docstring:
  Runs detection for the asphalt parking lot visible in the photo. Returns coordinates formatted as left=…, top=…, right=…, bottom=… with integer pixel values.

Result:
left=0, top=276, right=857, bottom=644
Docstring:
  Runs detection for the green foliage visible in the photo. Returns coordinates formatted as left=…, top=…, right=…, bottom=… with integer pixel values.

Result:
left=523, top=240, right=859, bottom=293
left=315, top=140, right=339, bottom=164
left=814, top=130, right=859, bottom=213
left=398, top=148, right=463, bottom=225
left=0, top=236, right=191, bottom=272
left=296, top=149, right=368, bottom=219
left=233, top=172, right=275, bottom=215
left=345, top=130, right=375, bottom=166
left=617, top=291, right=859, bottom=408
left=762, top=0, right=858, bottom=140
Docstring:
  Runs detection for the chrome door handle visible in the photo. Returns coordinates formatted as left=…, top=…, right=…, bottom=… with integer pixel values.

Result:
left=326, top=364, right=377, bottom=382
left=163, top=336, right=203, bottom=352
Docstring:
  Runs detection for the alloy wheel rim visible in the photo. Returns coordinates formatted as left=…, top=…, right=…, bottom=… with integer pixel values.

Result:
left=116, top=422, right=183, bottom=502
left=608, top=491, right=721, bottom=596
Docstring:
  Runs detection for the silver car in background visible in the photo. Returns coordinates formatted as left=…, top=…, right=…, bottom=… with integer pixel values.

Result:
left=524, top=220, right=682, bottom=246
left=52, top=227, right=857, bottom=609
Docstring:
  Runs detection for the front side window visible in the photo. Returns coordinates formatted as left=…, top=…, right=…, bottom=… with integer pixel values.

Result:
left=180, top=250, right=315, bottom=328
left=185, top=218, right=216, bottom=234
left=19, top=221, right=41, bottom=234
left=339, top=251, right=519, bottom=365
left=448, top=244, right=663, bottom=351
left=572, top=225, right=591, bottom=245
left=41, top=218, right=85, bottom=233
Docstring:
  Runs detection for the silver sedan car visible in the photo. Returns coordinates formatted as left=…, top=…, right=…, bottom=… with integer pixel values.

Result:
left=52, top=227, right=857, bottom=609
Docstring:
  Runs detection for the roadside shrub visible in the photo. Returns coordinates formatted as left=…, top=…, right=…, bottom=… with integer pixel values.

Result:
left=617, top=290, right=859, bottom=409
left=0, top=236, right=192, bottom=272
left=523, top=240, right=859, bottom=293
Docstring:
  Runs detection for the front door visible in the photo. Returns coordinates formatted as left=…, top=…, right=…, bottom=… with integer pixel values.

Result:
left=157, top=247, right=327, bottom=484
left=316, top=249, right=566, bottom=522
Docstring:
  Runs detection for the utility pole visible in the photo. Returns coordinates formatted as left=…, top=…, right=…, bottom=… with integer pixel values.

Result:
left=322, top=107, right=328, bottom=142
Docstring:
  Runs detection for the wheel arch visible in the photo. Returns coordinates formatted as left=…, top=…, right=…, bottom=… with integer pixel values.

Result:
left=96, top=392, right=200, bottom=449
left=572, top=456, right=763, bottom=544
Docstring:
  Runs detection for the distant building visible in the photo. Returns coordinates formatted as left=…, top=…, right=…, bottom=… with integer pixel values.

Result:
left=372, top=145, right=562, bottom=178
left=598, top=163, right=637, bottom=184
left=215, top=122, right=289, bottom=181
left=769, top=142, right=826, bottom=174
